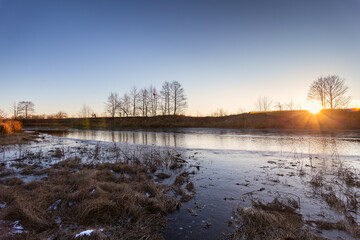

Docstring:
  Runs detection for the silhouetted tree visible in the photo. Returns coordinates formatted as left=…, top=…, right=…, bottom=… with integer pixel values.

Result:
left=170, top=80, right=187, bottom=115
left=17, top=101, right=35, bottom=119
left=324, top=75, right=351, bottom=109
left=105, top=92, right=120, bottom=118
left=308, top=75, right=350, bottom=109
left=212, top=108, right=227, bottom=117
left=10, top=102, right=17, bottom=119
left=160, top=81, right=171, bottom=115
left=255, top=96, right=272, bottom=111
left=130, top=86, right=139, bottom=116
left=139, top=87, right=150, bottom=117
left=149, top=85, right=158, bottom=116
left=54, top=111, right=68, bottom=119
left=120, top=93, right=131, bottom=117
left=275, top=102, right=283, bottom=111
left=78, top=104, right=93, bottom=118
left=307, top=77, right=327, bottom=108
left=286, top=99, right=295, bottom=110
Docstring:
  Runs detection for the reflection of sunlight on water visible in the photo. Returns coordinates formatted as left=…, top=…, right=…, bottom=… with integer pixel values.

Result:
left=45, top=129, right=360, bottom=157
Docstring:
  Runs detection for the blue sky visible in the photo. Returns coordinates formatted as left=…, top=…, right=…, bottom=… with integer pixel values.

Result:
left=0, top=0, right=359, bottom=116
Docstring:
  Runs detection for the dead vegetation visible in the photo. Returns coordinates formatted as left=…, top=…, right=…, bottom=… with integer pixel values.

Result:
left=230, top=197, right=325, bottom=240
left=0, top=120, right=22, bottom=135
left=0, top=144, right=197, bottom=239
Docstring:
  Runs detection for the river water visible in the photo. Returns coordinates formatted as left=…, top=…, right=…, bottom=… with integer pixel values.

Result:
left=37, top=128, right=360, bottom=239
left=40, top=128, right=360, bottom=158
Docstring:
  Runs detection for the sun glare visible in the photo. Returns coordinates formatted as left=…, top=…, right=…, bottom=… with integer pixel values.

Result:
left=307, top=103, right=322, bottom=114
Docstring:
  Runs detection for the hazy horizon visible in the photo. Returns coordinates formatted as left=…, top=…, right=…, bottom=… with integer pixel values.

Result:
left=1, top=0, right=360, bottom=117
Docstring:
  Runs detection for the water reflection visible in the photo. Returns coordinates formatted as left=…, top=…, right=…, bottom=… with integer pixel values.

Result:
left=43, top=129, right=360, bottom=157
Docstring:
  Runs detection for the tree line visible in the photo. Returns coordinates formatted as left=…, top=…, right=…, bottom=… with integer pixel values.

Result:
left=1, top=75, right=353, bottom=119
left=105, top=80, right=187, bottom=117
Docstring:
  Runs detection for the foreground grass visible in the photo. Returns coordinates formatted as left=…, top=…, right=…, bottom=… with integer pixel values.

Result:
left=0, top=150, right=196, bottom=239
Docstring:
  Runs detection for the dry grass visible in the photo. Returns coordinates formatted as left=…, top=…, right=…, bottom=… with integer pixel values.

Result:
left=0, top=155, right=190, bottom=239
left=0, top=120, right=22, bottom=135
left=230, top=197, right=325, bottom=240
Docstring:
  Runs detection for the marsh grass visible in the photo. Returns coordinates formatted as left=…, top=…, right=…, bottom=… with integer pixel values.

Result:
left=231, top=197, right=325, bottom=240
left=0, top=120, right=22, bottom=135
left=0, top=144, right=196, bottom=239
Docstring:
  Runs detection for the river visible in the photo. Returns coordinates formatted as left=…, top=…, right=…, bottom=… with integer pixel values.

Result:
left=33, top=128, right=360, bottom=239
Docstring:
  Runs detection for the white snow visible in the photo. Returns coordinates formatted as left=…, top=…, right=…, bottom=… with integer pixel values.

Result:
left=48, top=199, right=61, bottom=210
left=75, top=229, right=94, bottom=238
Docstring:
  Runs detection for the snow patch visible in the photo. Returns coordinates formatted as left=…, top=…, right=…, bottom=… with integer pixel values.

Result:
left=75, top=229, right=94, bottom=238
left=48, top=199, right=61, bottom=210
left=0, top=202, right=6, bottom=208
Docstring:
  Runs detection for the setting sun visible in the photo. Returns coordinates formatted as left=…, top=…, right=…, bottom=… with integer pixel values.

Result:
left=306, top=103, right=323, bottom=114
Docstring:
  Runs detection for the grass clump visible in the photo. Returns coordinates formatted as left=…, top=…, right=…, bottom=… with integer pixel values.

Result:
left=0, top=158, right=185, bottom=239
left=0, top=120, right=22, bottom=135
left=230, top=197, right=325, bottom=240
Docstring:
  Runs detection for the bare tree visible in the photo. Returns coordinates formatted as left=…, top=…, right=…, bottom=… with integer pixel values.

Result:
left=308, top=75, right=351, bottom=109
left=9, top=102, right=18, bottom=119
left=160, top=81, right=171, bottom=115
left=119, top=93, right=131, bottom=117
left=212, top=108, right=227, bottom=117
left=275, top=102, right=283, bottom=111
left=307, top=77, right=327, bottom=108
left=170, top=81, right=187, bottom=115
left=139, top=88, right=150, bottom=117
left=324, top=75, right=351, bottom=109
left=255, top=96, right=272, bottom=111
left=17, top=101, right=35, bottom=119
left=78, top=104, right=93, bottom=118
left=129, top=86, right=139, bottom=116
left=286, top=99, right=295, bottom=110
left=149, top=85, right=158, bottom=116
left=54, top=111, right=68, bottom=119
left=105, top=92, right=120, bottom=118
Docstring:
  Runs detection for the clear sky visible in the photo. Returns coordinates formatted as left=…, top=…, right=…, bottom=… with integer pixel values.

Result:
left=0, top=0, right=359, bottom=116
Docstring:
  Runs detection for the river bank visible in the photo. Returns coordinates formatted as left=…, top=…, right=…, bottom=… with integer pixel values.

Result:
left=22, top=110, right=360, bottom=131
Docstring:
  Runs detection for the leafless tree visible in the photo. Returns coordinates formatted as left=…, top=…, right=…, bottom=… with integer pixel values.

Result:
left=255, top=96, right=272, bottom=111
left=275, top=102, right=283, bottom=111
left=105, top=92, right=120, bottom=118
left=160, top=81, right=171, bottom=115
left=78, top=104, right=93, bottom=118
left=119, top=93, right=131, bottom=117
left=307, top=77, right=327, bottom=108
left=170, top=81, right=187, bottom=115
left=324, top=75, right=351, bottom=109
left=9, top=102, right=18, bottom=119
left=17, top=101, right=35, bottom=119
left=212, top=108, right=227, bottom=117
left=149, top=85, right=158, bottom=116
left=129, top=86, right=139, bottom=116
left=286, top=99, right=295, bottom=110
left=308, top=75, right=350, bottom=109
left=54, top=111, right=68, bottom=119
left=139, top=88, right=150, bottom=117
